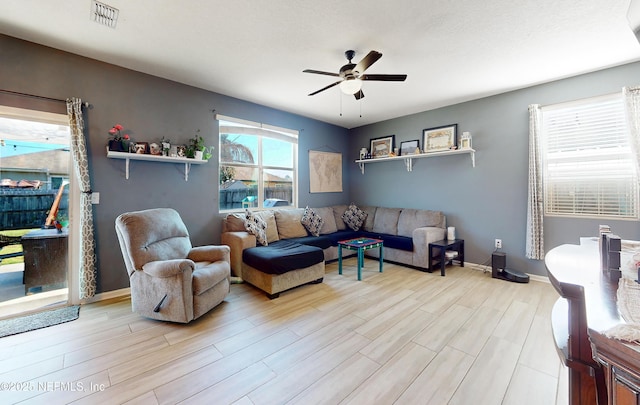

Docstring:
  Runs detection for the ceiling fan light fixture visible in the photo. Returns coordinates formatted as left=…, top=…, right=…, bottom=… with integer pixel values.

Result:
left=339, top=78, right=363, bottom=95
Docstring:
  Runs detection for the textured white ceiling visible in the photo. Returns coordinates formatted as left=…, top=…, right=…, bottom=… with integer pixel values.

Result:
left=1, top=0, right=639, bottom=128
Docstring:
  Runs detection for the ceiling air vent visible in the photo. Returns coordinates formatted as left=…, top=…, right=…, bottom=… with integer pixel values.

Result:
left=91, top=1, right=119, bottom=28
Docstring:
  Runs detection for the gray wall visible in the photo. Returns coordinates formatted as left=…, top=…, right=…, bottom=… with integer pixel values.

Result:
left=3, top=33, right=639, bottom=289
left=349, top=61, right=640, bottom=276
left=0, top=34, right=350, bottom=293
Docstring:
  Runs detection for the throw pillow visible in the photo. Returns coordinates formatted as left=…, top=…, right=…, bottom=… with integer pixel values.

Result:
left=301, top=206, right=324, bottom=237
left=224, top=213, right=246, bottom=232
left=254, top=210, right=279, bottom=243
left=342, top=203, right=367, bottom=231
left=244, top=210, right=268, bottom=246
left=274, top=209, right=308, bottom=239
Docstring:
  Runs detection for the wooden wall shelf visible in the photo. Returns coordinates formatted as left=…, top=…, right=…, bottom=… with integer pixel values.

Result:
left=106, top=150, right=208, bottom=181
left=355, top=148, right=475, bottom=174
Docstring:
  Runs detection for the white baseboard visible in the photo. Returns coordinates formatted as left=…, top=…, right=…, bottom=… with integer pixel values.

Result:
left=77, top=261, right=550, bottom=306
left=81, top=287, right=131, bottom=305
left=466, top=262, right=549, bottom=284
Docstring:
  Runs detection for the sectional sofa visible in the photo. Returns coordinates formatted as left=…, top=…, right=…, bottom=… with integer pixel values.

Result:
left=221, top=204, right=446, bottom=298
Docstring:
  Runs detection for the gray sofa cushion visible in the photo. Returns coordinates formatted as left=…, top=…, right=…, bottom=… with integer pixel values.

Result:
left=315, top=207, right=338, bottom=234
left=274, top=208, right=308, bottom=239
left=223, top=213, right=246, bottom=232
left=372, top=207, right=401, bottom=235
left=397, top=209, right=445, bottom=237
left=361, top=206, right=377, bottom=232
left=332, top=205, right=349, bottom=231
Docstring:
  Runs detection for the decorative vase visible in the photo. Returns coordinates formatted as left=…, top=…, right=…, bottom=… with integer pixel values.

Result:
left=195, top=150, right=204, bottom=160
left=108, top=140, right=125, bottom=152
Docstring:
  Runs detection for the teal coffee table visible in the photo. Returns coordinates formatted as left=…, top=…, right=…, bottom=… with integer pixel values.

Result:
left=338, top=237, right=384, bottom=280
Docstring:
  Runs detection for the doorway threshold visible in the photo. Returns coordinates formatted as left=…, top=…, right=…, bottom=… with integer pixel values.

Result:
left=0, top=288, right=69, bottom=320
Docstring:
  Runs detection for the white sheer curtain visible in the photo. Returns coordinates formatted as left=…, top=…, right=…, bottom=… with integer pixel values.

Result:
left=67, top=98, right=97, bottom=299
left=624, top=86, right=640, bottom=176
left=526, top=104, right=544, bottom=260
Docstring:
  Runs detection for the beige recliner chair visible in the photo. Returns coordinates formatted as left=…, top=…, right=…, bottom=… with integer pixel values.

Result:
left=115, top=208, right=230, bottom=323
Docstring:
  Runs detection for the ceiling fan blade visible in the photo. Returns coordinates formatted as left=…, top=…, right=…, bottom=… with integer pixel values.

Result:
left=354, top=50, right=382, bottom=74
left=361, top=74, right=407, bottom=81
left=354, top=90, right=365, bottom=100
left=308, top=80, right=342, bottom=96
left=303, top=69, right=340, bottom=77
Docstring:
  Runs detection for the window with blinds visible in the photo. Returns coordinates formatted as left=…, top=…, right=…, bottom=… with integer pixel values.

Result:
left=541, top=94, right=638, bottom=219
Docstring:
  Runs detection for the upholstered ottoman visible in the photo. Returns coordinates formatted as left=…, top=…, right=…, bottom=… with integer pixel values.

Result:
left=241, top=240, right=325, bottom=298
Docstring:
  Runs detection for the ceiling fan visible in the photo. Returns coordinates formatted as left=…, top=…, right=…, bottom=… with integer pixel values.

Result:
left=303, top=50, right=407, bottom=100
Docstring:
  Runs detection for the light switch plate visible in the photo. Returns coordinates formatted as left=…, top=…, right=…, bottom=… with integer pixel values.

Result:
left=91, top=192, right=100, bottom=204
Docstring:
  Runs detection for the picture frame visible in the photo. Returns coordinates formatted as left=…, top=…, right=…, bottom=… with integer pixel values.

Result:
left=400, top=139, right=420, bottom=156
left=176, top=145, right=186, bottom=157
left=423, top=124, right=457, bottom=153
left=134, top=142, right=149, bottom=154
left=370, top=135, right=395, bottom=158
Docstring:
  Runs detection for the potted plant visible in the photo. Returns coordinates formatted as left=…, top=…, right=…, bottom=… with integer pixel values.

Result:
left=107, top=124, right=130, bottom=152
left=187, top=130, right=208, bottom=159
left=203, top=146, right=214, bottom=160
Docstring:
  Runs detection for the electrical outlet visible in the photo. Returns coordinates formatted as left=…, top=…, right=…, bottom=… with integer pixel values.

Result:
left=495, top=239, right=502, bottom=249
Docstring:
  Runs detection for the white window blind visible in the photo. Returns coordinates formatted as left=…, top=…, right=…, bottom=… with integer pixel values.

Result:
left=541, top=94, right=638, bottom=219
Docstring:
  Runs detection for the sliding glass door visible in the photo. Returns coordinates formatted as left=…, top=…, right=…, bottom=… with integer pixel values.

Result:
left=0, top=106, right=72, bottom=318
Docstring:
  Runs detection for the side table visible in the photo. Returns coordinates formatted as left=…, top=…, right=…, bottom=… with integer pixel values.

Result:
left=22, top=228, right=68, bottom=293
left=428, top=239, right=464, bottom=276
left=338, top=237, right=384, bottom=281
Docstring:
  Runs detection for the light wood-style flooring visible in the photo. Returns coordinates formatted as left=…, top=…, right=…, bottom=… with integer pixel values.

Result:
left=0, top=259, right=568, bottom=405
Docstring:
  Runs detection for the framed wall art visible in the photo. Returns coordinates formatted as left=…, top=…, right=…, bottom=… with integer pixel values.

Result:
left=370, top=135, right=395, bottom=158
left=400, top=139, right=420, bottom=156
left=423, top=124, right=457, bottom=153
left=309, top=150, right=343, bottom=193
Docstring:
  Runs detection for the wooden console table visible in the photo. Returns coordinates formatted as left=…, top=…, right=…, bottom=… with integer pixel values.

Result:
left=546, top=240, right=640, bottom=405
